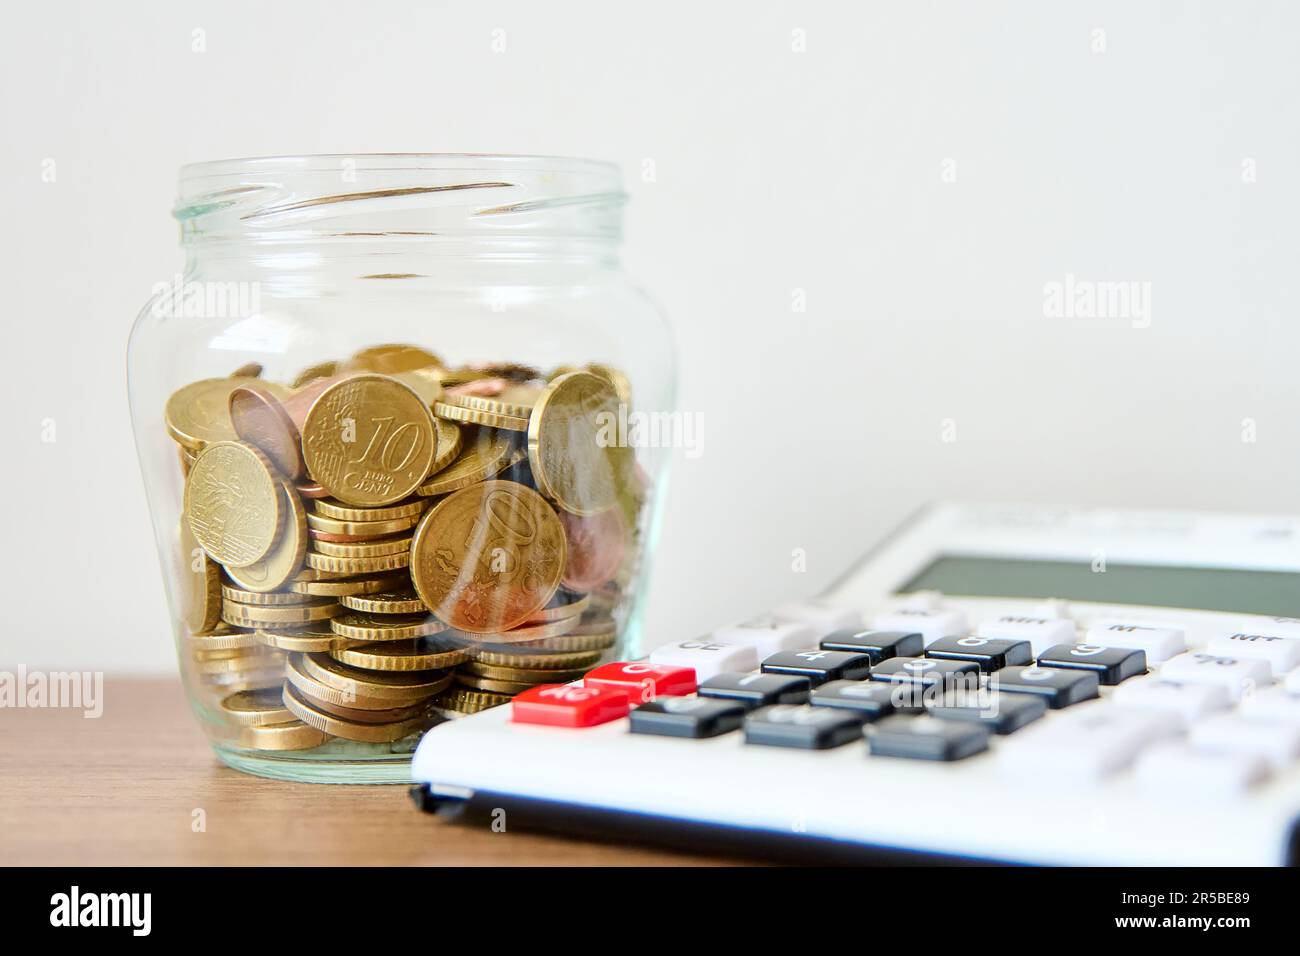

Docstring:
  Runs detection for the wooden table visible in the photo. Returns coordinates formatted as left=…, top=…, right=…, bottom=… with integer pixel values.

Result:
left=0, top=678, right=730, bottom=866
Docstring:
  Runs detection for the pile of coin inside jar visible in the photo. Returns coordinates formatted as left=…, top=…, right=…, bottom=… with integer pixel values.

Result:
left=166, top=344, right=642, bottom=752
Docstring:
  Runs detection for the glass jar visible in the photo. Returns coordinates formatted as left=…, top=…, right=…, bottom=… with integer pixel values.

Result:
left=127, top=154, right=674, bottom=783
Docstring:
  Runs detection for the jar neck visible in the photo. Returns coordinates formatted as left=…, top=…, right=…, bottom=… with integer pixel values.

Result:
left=175, top=154, right=626, bottom=276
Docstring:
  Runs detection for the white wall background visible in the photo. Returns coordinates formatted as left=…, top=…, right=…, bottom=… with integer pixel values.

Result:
left=3, top=1, right=1297, bottom=672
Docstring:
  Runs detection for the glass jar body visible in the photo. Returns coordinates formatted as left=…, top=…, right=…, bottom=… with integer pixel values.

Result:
left=127, top=157, right=673, bottom=783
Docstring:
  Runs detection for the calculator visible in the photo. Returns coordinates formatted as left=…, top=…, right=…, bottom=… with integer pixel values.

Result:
left=410, top=502, right=1300, bottom=865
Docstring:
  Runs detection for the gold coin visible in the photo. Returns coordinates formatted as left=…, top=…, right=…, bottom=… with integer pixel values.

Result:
left=301, top=373, right=437, bottom=506
left=432, top=687, right=512, bottom=714
left=305, top=550, right=410, bottom=574
left=288, top=573, right=408, bottom=597
left=305, top=512, right=420, bottom=537
left=410, top=479, right=565, bottom=634
left=255, top=623, right=344, bottom=653
left=281, top=683, right=432, bottom=743
left=426, top=418, right=463, bottom=476
left=165, top=377, right=289, bottom=450
left=448, top=616, right=579, bottom=645
left=221, top=582, right=317, bottom=606
left=460, top=661, right=589, bottom=683
left=313, top=497, right=425, bottom=522
left=441, top=383, right=540, bottom=420
left=312, top=535, right=412, bottom=558
left=285, top=653, right=448, bottom=710
left=223, top=480, right=309, bottom=592
left=290, top=360, right=338, bottom=389
left=585, top=363, right=633, bottom=406
left=230, top=362, right=264, bottom=378
left=415, top=429, right=514, bottom=496
left=220, top=687, right=294, bottom=727
left=330, top=611, right=446, bottom=642
left=522, top=590, right=590, bottom=623
left=469, top=647, right=602, bottom=669
left=185, top=441, right=285, bottom=568
left=299, top=651, right=453, bottom=702
left=527, top=371, right=633, bottom=516
left=237, top=719, right=331, bottom=751
left=433, top=401, right=530, bottom=432
left=221, top=598, right=342, bottom=627
left=192, top=653, right=284, bottom=676
left=454, top=673, right=536, bottom=695
left=506, top=629, right=618, bottom=652
left=339, top=589, right=426, bottom=615
left=229, top=382, right=306, bottom=480
left=330, top=638, right=470, bottom=672
left=188, top=627, right=261, bottom=651
left=343, top=344, right=443, bottom=376
left=178, top=514, right=222, bottom=635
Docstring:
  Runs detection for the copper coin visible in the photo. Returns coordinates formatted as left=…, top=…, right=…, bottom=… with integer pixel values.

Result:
left=296, top=481, right=330, bottom=499
left=559, top=507, right=627, bottom=592
left=229, top=383, right=306, bottom=480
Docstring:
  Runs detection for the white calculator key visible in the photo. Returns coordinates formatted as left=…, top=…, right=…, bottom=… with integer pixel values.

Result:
left=1134, top=743, right=1269, bottom=799
left=1084, top=620, right=1185, bottom=663
left=1258, top=618, right=1300, bottom=639
left=1240, top=687, right=1300, bottom=725
left=649, top=640, right=759, bottom=681
left=1287, top=669, right=1300, bottom=695
left=771, top=601, right=862, bottom=632
left=998, top=705, right=1181, bottom=783
left=871, top=608, right=967, bottom=646
left=1206, top=631, right=1300, bottom=677
left=1188, top=715, right=1300, bottom=770
left=977, top=615, right=1077, bottom=655
left=712, top=618, right=820, bottom=658
left=1158, top=652, right=1273, bottom=701
left=1110, top=677, right=1230, bottom=728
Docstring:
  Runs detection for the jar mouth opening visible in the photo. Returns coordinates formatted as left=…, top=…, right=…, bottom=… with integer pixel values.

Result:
left=176, top=153, right=626, bottom=248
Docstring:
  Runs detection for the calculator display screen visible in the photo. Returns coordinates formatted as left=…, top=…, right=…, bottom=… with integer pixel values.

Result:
left=898, top=555, right=1300, bottom=617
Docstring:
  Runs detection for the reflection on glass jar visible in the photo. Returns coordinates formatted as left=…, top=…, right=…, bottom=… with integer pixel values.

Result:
left=128, top=155, right=675, bottom=783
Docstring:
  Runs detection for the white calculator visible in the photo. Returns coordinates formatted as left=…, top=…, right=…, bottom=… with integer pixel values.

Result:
left=411, top=502, right=1300, bottom=865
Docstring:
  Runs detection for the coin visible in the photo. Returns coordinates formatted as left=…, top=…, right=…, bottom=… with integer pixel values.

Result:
left=188, top=627, right=261, bottom=651
left=224, top=481, right=309, bottom=592
left=185, top=441, right=284, bottom=568
left=178, top=514, right=222, bottom=635
left=442, top=381, right=540, bottom=419
left=296, top=480, right=330, bottom=499
left=299, top=652, right=452, bottom=702
left=288, top=573, right=408, bottom=597
left=330, top=611, right=447, bottom=642
left=431, top=688, right=512, bottom=714
left=306, top=512, right=420, bottom=537
left=469, top=647, right=602, bottom=669
left=427, top=418, right=464, bottom=476
left=344, top=344, right=443, bottom=375
left=301, top=373, right=437, bottom=506
left=448, top=616, right=579, bottom=644
left=229, top=383, right=306, bottom=480
left=282, top=683, right=432, bottom=742
left=166, top=377, right=289, bottom=450
left=454, top=673, right=536, bottom=695
left=460, top=661, right=589, bottom=683
left=313, top=498, right=425, bottom=522
left=559, top=507, right=627, bottom=592
left=339, top=589, right=425, bottom=615
left=192, top=653, right=283, bottom=676
left=254, top=623, right=344, bottom=653
left=410, top=479, right=566, bottom=634
left=237, top=719, right=330, bottom=751
left=527, top=371, right=632, bottom=516
left=330, top=638, right=470, bottom=672
left=221, top=598, right=342, bottom=626
left=415, top=428, right=514, bottom=496
left=221, top=583, right=317, bottom=606
left=220, top=687, right=294, bottom=727
left=290, top=360, right=338, bottom=389
left=522, top=590, right=590, bottom=624
left=304, top=550, right=410, bottom=574
left=312, top=535, right=412, bottom=558
left=433, top=401, right=530, bottom=432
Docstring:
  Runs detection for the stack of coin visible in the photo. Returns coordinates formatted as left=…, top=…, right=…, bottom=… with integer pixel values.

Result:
left=164, top=346, right=643, bottom=752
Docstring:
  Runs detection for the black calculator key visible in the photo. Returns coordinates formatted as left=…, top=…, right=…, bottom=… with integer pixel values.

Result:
left=1036, top=643, right=1147, bottom=685
left=993, top=665, right=1099, bottom=709
left=925, top=636, right=1032, bottom=672
left=820, top=629, right=923, bottom=662
left=867, top=714, right=990, bottom=761
left=869, top=656, right=981, bottom=690
left=744, top=705, right=864, bottom=750
left=925, top=690, right=1046, bottom=734
left=628, top=697, right=746, bottom=739
left=809, top=680, right=897, bottom=721
left=697, top=672, right=810, bottom=710
left=761, top=649, right=872, bottom=685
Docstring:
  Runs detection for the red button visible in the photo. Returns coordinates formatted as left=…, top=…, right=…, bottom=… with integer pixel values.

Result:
left=583, top=661, right=698, bottom=704
left=511, top=684, right=631, bottom=727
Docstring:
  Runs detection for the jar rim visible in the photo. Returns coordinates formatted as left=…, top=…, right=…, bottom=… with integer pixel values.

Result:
left=179, top=152, right=620, bottom=182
